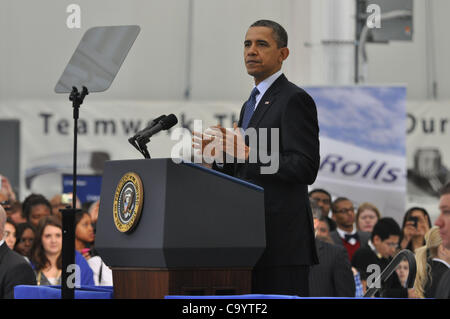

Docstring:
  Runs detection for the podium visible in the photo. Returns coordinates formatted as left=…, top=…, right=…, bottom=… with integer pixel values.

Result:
left=95, top=159, right=265, bottom=298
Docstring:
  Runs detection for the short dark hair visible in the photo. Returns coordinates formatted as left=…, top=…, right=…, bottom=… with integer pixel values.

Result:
left=309, top=188, right=332, bottom=201
left=22, top=194, right=52, bottom=221
left=250, top=20, right=288, bottom=48
left=440, top=182, right=450, bottom=196
left=331, top=197, right=351, bottom=214
left=372, top=217, right=401, bottom=241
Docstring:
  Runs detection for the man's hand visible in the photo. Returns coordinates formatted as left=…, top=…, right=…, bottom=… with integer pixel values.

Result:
left=192, top=123, right=250, bottom=165
left=206, top=123, right=250, bottom=161
left=0, top=175, right=16, bottom=202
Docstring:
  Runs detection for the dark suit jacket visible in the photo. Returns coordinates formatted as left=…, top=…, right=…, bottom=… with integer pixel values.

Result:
left=434, top=268, right=450, bottom=299
left=424, top=260, right=449, bottom=298
left=309, top=239, right=355, bottom=297
left=215, top=74, right=320, bottom=267
left=329, top=230, right=371, bottom=249
left=0, top=242, right=36, bottom=299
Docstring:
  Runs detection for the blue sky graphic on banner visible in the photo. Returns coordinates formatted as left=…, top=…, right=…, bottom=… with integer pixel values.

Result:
left=305, top=86, right=406, bottom=156
left=304, top=86, right=407, bottom=223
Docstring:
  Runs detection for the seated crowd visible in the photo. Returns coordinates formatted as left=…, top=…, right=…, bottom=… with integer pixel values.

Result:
left=0, top=174, right=111, bottom=298
left=1, top=173, right=449, bottom=299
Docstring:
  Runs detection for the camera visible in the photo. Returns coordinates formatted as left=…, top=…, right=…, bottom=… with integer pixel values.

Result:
left=407, top=216, right=419, bottom=228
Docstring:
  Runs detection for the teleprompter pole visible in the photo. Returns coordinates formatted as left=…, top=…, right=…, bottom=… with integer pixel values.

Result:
left=60, top=86, right=88, bottom=299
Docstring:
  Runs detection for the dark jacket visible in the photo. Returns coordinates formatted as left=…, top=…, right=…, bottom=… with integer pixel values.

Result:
left=0, top=242, right=36, bottom=298
left=216, top=74, right=320, bottom=267
left=329, top=230, right=371, bottom=249
left=309, top=239, right=355, bottom=297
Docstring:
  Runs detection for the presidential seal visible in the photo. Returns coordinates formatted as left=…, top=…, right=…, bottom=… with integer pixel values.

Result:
left=113, top=172, right=144, bottom=233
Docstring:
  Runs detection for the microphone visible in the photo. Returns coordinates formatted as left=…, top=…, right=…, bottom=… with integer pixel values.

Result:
left=136, top=114, right=178, bottom=142
left=128, top=114, right=166, bottom=147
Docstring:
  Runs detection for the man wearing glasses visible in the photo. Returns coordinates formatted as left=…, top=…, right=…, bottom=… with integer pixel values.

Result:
left=351, top=217, right=407, bottom=297
left=329, top=197, right=370, bottom=261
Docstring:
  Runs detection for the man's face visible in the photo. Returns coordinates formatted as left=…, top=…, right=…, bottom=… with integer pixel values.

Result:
left=436, top=194, right=450, bottom=249
left=373, top=235, right=399, bottom=258
left=310, top=192, right=331, bottom=217
left=29, top=204, right=51, bottom=227
left=244, top=26, right=288, bottom=84
left=333, top=200, right=355, bottom=229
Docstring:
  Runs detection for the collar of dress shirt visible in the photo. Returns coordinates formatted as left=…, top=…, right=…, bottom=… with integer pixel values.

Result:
left=0, top=239, right=5, bottom=248
left=368, top=239, right=383, bottom=259
left=337, top=227, right=358, bottom=245
left=253, top=70, right=283, bottom=109
left=433, top=258, right=450, bottom=268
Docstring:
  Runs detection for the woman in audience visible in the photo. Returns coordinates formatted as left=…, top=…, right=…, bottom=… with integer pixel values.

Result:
left=356, top=202, right=381, bottom=234
left=14, top=222, right=36, bottom=261
left=414, top=226, right=450, bottom=298
left=400, top=207, right=432, bottom=253
left=31, top=215, right=94, bottom=286
left=4, top=218, right=17, bottom=249
left=75, top=211, right=113, bottom=286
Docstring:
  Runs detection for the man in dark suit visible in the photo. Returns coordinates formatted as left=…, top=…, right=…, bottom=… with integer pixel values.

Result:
left=193, top=20, right=320, bottom=296
left=0, top=205, right=36, bottom=298
left=434, top=183, right=450, bottom=298
left=309, top=201, right=355, bottom=297
left=329, top=197, right=370, bottom=261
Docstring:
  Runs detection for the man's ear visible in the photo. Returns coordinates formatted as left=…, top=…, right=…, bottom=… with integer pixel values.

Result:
left=279, top=47, right=289, bottom=62
left=373, top=235, right=381, bottom=245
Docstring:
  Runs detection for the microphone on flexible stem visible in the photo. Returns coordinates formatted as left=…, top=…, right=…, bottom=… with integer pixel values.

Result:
left=136, top=113, right=178, bottom=142
left=128, top=114, right=167, bottom=152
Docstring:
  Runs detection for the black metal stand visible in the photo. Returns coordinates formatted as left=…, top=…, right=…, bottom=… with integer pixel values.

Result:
left=60, top=86, right=88, bottom=299
left=128, top=136, right=151, bottom=159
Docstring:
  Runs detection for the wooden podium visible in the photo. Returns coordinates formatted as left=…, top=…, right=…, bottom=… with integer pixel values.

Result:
left=95, top=159, right=265, bottom=299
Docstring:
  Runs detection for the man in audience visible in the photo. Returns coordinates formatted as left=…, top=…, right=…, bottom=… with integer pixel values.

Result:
left=435, top=183, right=450, bottom=298
left=351, top=217, right=406, bottom=297
left=22, top=194, right=52, bottom=228
left=309, top=201, right=355, bottom=297
left=309, top=188, right=336, bottom=232
left=329, top=197, right=370, bottom=261
left=0, top=205, right=36, bottom=298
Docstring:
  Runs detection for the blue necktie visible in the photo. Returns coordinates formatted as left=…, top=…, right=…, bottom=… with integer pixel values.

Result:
left=241, top=87, right=259, bottom=130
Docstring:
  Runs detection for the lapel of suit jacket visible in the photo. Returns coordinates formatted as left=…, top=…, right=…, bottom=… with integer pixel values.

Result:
left=240, top=74, right=287, bottom=129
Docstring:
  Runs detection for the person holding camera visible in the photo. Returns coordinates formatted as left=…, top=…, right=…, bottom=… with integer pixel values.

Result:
left=400, top=207, right=432, bottom=253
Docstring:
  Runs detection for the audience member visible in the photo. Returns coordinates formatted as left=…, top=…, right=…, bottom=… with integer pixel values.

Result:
left=0, top=205, right=36, bottom=298
left=310, top=201, right=332, bottom=242
left=400, top=207, right=432, bottom=253
left=6, top=200, right=26, bottom=224
left=22, top=194, right=52, bottom=228
left=49, top=193, right=82, bottom=220
left=88, top=200, right=100, bottom=231
left=434, top=183, right=450, bottom=298
left=395, top=258, right=409, bottom=288
left=309, top=188, right=336, bottom=232
left=309, top=201, right=355, bottom=297
left=414, top=226, right=450, bottom=298
left=4, top=218, right=17, bottom=250
left=31, top=216, right=94, bottom=286
left=0, top=174, right=17, bottom=203
left=356, top=202, right=381, bottom=234
left=329, top=197, right=370, bottom=261
left=14, top=222, right=36, bottom=261
left=351, top=217, right=407, bottom=298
